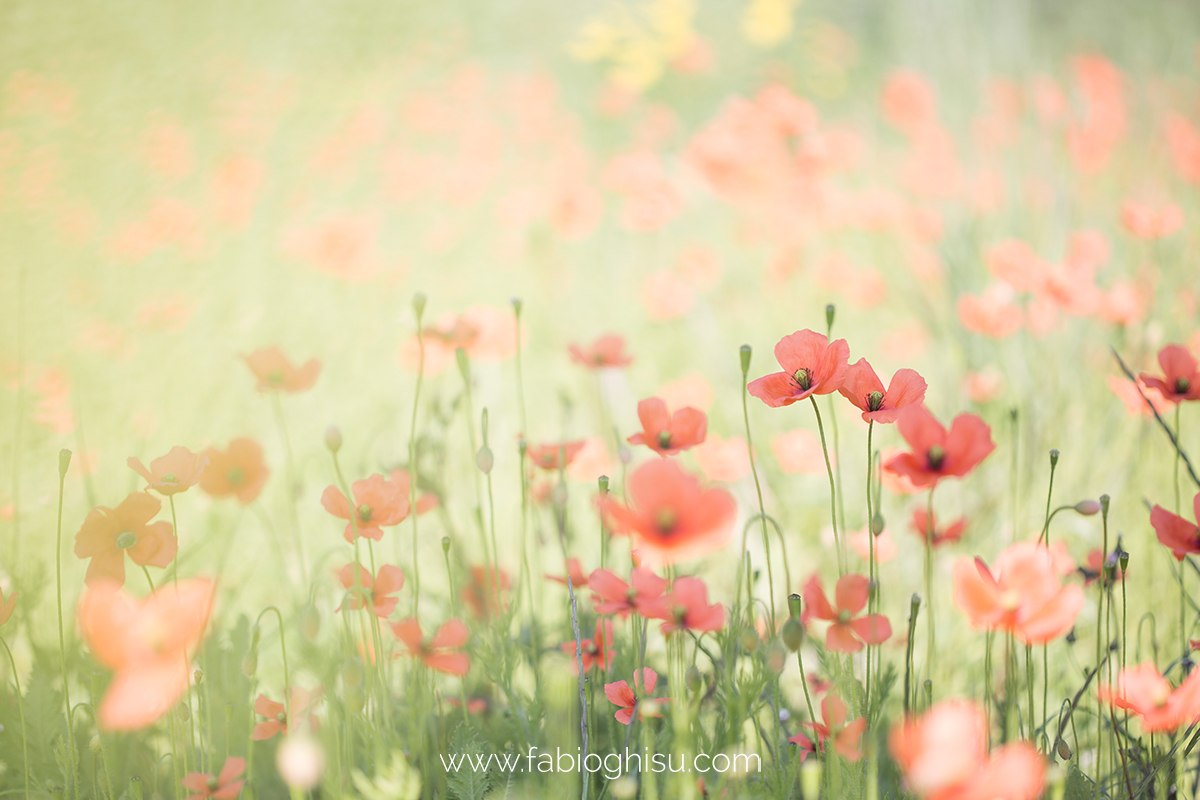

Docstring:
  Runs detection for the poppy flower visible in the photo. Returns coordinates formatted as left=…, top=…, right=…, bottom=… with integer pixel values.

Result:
left=336, top=563, right=405, bottom=617
left=181, top=757, right=246, bottom=800
left=747, top=330, right=850, bottom=407
left=1108, top=374, right=1172, bottom=417
left=770, top=430, right=828, bottom=475
left=0, top=588, right=16, bottom=628
left=589, top=567, right=668, bottom=617
left=242, top=346, right=321, bottom=393
left=390, top=618, right=471, bottom=676
left=1099, top=663, right=1200, bottom=733
left=838, top=359, right=928, bottom=424
left=884, top=405, right=995, bottom=489
left=78, top=578, right=214, bottom=731
left=802, top=574, right=892, bottom=653
left=1081, top=547, right=1127, bottom=587
left=525, top=441, right=587, bottom=471
left=910, top=508, right=967, bottom=547
left=546, top=558, right=590, bottom=589
left=642, top=577, right=725, bottom=634
left=1150, top=493, right=1200, bottom=560
left=851, top=527, right=897, bottom=564
left=952, top=541, right=1084, bottom=644
left=627, top=397, right=707, bottom=456
left=1140, top=345, right=1200, bottom=404
left=561, top=619, right=615, bottom=674
left=890, top=700, right=1044, bottom=800
left=127, top=446, right=208, bottom=496
left=1120, top=202, right=1184, bottom=240
left=251, top=688, right=320, bottom=740
left=461, top=566, right=511, bottom=620
left=569, top=334, right=633, bottom=368
left=605, top=667, right=665, bottom=725
left=388, top=468, right=440, bottom=515
left=788, top=694, right=865, bottom=762
left=321, top=474, right=410, bottom=542
left=199, top=438, right=269, bottom=504
left=74, top=492, right=178, bottom=586
left=601, top=459, right=737, bottom=570
left=692, top=436, right=752, bottom=483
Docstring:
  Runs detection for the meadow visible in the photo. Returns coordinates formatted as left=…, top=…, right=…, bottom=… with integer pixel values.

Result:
left=2, top=0, right=1200, bottom=797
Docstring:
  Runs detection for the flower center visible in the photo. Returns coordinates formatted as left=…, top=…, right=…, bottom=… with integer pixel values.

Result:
left=227, top=467, right=245, bottom=486
left=162, top=472, right=178, bottom=483
left=792, top=368, right=813, bottom=391
left=357, top=504, right=373, bottom=522
left=276, top=711, right=287, bottom=722
left=115, top=531, right=137, bottom=550
left=1153, top=686, right=1170, bottom=708
left=927, top=445, right=946, bottom=471
left=657, top=430, right=673, bottom=449
left=655, top=508, right=679, bottom=534
left=207, top=777, right=220, bottom=791
left=268, top=369, right=285, bottom=386
left=867, top=391, right=884, bottom=411
left=836, top=609, right=852, bottom=625
left=1000, top=590, right=1021, bottom=612
left=1177, top=377, right=1192, bottom=394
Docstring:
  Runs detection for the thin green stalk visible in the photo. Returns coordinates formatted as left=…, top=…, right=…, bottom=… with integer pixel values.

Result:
left=739, top=345, right=775, bottom=629
left=924, top=487, right=935, bottom=694
left=55, top=450, right=78, bottom=800
left=0, top=637, right=30, bottom=800
left=865, top=420, right=876, bottom=720
left=1097, top=495, right=1110, bottom=794
left=809, top=396, right=844, bottom=575
left=255, top=606, right=292, bottom=729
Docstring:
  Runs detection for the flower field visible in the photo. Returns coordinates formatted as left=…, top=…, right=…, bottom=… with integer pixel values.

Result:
left=2, top=0, right=1200, bottom=798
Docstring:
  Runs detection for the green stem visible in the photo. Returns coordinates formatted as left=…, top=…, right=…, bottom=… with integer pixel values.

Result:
left=0, top=637, right=30, bottom=800
left=741, top=358, right=775, bottom=630
left=865, top=420, right=876, bottom=721
left=924, top=487, right=935, bottom=696
left=809, top=396, right=843, bottom=575
left=409, top=303, right=426, bottom=616
left=55, top=458, right=78, bottom=800
left=255, top=606, right=292, bottom=729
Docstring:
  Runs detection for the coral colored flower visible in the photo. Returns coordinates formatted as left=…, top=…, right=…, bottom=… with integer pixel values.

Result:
left=461, top=566, right=511, bottom=620
left=956, top=285, right=1023, bottom=339
left=1081, top=547, right=1127, bottom=587
left=788, top=694, right=866, bottom=762
left=803, top=574, right=892, bottom=653
left=336, top=563, right=405, bottom=618
left=642, top=577, right=725, bottom=635
left=692, top=436, right=752, bottom=483
left=546, top=558, right=590, bottom=589
left=251, top=688, right=320, bottom=740
left=601, top=459, right=737, bottom=570
left=658, top=373, right=713, bottom=412
left=589, top=568, right=668, bottom=617
left=748, top=330, right=850, bottom=407
left=953, top=542, right=1083, bottom=644
left=0, top=588, right=16, bottom=627
left=910, top=509, right=967, bottom=547
left=321, top=474, right=410, bottom=542
left=390, top=618, right=471, bottom=676
left=838, top=359, right=927, bottom=424
left=181, top=757, right=246, bottom=800
left=199, top=438, right=269, bottom=504
left=1140, top=344, right=1200, bottom=404
left=1099, top=663, right=1200, bottom=733
left=242, top=346, right=321, bottom=393
left=1151, top=494, right=1200, bottom=560
left=78, top=578, right=214, bottom=731
left=526, top=441, right=586, bottom=471
left=569, top=334, right=633, bottom=368
left=387, top=468, right=440, bottom=515
left=74, top=492, right=178, bottom=586
left=561, top=619, right=615, bottom=674
left=1108, top=374, right=1171, bottom=417
left=627, top=397, right=707, bottom=456
left=605, top=667, right=665, bottom=725
left=851, top=527, right=897, bottom=564
left=890, top=700, right=1044, bottom=800
left=884, top=405, right=995, bottom=489
left=127, top=446, right=208, bottom=496
left=771, top=429, right=829, bottom=475
left=1121, top=202, right=1183, bottom=240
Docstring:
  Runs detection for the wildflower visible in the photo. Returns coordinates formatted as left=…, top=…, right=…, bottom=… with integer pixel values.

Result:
left=0, top=588, right=16, bottom=627
left=601, top=459, right=737, bottom=569
left=1150, top=493, right=1200, bottom=560
left=956, top=285, right=1022, bottom=339
left=884, top=405, right=995, bottom=489
left=1099, top=663, right=1200, bottom=733
left=838, top=359, right=927, bottom=423
left=127, top=446, right=208, bottom=496
left=251, top=688, right=320, bottom=740
left=952, top=541, right=1083, bottom=644
left=1120, top=202, right=1184, bottom=240
left=390, top=618, right=471, bottom=676
left=642, top=577, right=725, bottom=634
left=1140, top=344, right=1200, bottom=404
left=910, top=508, right=967, bottom=547
left=461, top=566, right=511, bottom=620
left=526, top=441, right=587, bottom=471
left=1108, top=374, right=1171, bottom=417
left=181, top=757, right=246, bottom=800
left=388, top=468, right=440, bottom=515
left=748, top=330, right=850, bottom=407
left=802, top=574, right=892, bottom=653
left=199, top=438, right=270, bottom=504
left=242, top=346, right=320, bottom=393
left=605, top=667, right=665, bottom=725
left=851, top=527, right=897, bottom=564
left=569, top=334, right=633, bottom=368
left=589, top=567, right=668, bottom=617
left=321, top=474, right=410, bottom=542
left=78, top=578, right=214, bottom=730
left=561, top=619, right=615, bottom=673
left=890, top=700, right=1044, bottom=800
left=771, top=429, right=829, bottom=475
left=336, top=564, right=405, bottom=617
left=692, top=436, right=752, bottom=483
left=546, top=558, right=590, bottom=589
left=627, top=397, right=707, bottom=456
left=74, top=492, right=177, bottom=586
left=1081, top=547, right=1127, bottom=587
left=788, top=694, right=866, bottom=762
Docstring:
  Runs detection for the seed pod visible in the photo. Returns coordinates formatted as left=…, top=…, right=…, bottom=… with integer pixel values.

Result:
left=739, top=344, right=752, bottom=376
left=766, top=642, right=787, bottom=673
left=59, top=449, right=73, bottom=477
left=782, top=618, right=805, bottom=652
left=1055, top=738, right=1072, bottom=760
left=324, top=425, right=342, bottom=453
left=787, top=593, right=803, bottom=619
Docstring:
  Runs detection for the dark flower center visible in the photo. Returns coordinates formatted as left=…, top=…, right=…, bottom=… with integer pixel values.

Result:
left=357, top=504, right=374, bottom=522
left=207, top=777, right=220, bottom=791
left=836, top=609, right=852, bottom=625
left=1177, top=377, right=1192, bottom=394
left=867, top=391, right=884, bottom=411
left=655, top=508, right=679, bottom=535
left=115, top=531, right=137, bottom=550
left=792, top=368, right=813, bottom=391
left=267, top=369, right=285, bottom=386
left=927, top=445, right=946, bottom=471
left=227, top=467, right=245, bottom=486
left=657, top=430, right=673, bottom=449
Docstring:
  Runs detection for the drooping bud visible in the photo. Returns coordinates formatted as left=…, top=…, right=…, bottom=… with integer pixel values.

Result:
left=787, top=593, right=803, bottom=619
left=59, top=449, right=72, bottom=477
left=782, top=618, right=805, bottom=652
left=475, top=445, right=494, bottom=475
left=1055, top=737, right=1072, bottom=760
left=739, top=344, right=752, bottom=377
left=871, top=514, right=886, bottom=536
left=324, top=425, right=342, bottom=453
left=1074, top=500, right=1101, bottom=516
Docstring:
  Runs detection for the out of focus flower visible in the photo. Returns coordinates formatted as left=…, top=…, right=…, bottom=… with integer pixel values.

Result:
left=1121, top=202, right=1183, bottom=239
left=627, top=397, right=707, bottom=456
left=569, top=334, right=633, bottom=369
left=1108, top=374, right=1171, bottom=417
left=589, top=567, right=668, bottom=617
left=1081, top=547, right=1127, bottom=587
left=0, top=588, right=16, bottom=628
left=789, top=694, right=865, bottom=762
left=850, top=526, right=896, bottom=564
left=1140, top=344, right=1200, bottom=404
left=1151, top=493, right=1200, bottom=561
left=953, top=542, right=1083, bottom=644
left=642, top=576, right=724, bottom=634
left=388, top=468, right=440, bottom=515
left=910, top=509, right=967, bottom=547
left=881, top=70, right=936, bottom=133
left=957, top=285, right=1022, bottom=338
left=127, top=446, right=208, bottom=496
left=242, top=346, right=321, bottom=393
left=748, top=330, right=850, bottom=407
left=692, top=435, right=751, bottom=483
left=658, top=373, right=712, bottom=412
left=321, top=474, right=410, bottom=542
left=526, top=441, right=586, bottom=471
left=390, top=618, right=471, bottom=676
left=1099, top=663, right=1200, bottom=733
left=277, top=733, right=325, bottom=791
left=252, top=688, right=320, bottom=740
left=561, top=619, right=614, bottom=674
left=336, top=564, right=405, bottom=618
left=803, top=574, right=891, bottom=653
left=605, top=667, right=665, bottom=725
left=641, top=270, right=694, bottom=320
left=838, top=359, right=927, bottom=424
left=884, top=406, right=994, bottom=489
left=771, top=429, right=829, bottom=475
left=199, top=438, right=270, bottom=504
left=74, top=492, right=177, bottom=586
left=461, top=566, right=511, bottom=621
left=181, top=757, right=246, bottom=800
left=546, top=558, right=589, bottom=589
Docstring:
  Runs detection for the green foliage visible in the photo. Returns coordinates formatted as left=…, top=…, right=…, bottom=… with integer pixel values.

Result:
left=445, top=724, right=497, bottom=800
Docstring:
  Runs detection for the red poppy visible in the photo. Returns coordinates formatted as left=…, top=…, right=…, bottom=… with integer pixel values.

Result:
left=605, top=667, right=665, bottom=725
left=199, top=438, right=270, bottom=504
left=601, top=460, right=737, bottom=569
left=127, top=446, right=208, bottom=496
left=802, top=574, right=892, bottom=653
left=390, top=618, right=471, bottom=676
left=748, top=330, right=850, bottom=407
left=242, top=346, right=321, bottom=393
left=561, top=619, right=615, bottom=674
left=321, top=474, right=410, bottom=542
left=251, top=688, right=320, bottom=740
left=1099, top=663, right=1200, bottom=733
left=1151, top=493, right=1200, bottom=560
left=569, top=334, right=633, bottom=368
left=884, top=405, right=995, bottom=489
left=838, top=359, right=927, bottom=424
left=74, top=492, right=178, bottom=586
left=910, top=508, right=967, bottom=547
left=626, top=397, right=707, bottom=456
left=1140, top=345, right=1200, bottom=404
left=589, top=568, right=668, bottom=617
left=526, top=441, right=587, bottom=471
left=642, top=577, right=725, bottom=634
left=546, top=558, right=590, bottom=589
left=1082, top=548, right=1127, bottom=587
left=181, top=757, right=246, bottom=800
left=788, top=694, right=865, bottom=762
left=336, top=563, right=405, bottom=617
left=953, top=542, right=1083, bottom=644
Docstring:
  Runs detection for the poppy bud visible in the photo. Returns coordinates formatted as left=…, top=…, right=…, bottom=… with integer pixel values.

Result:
left=176, top=701, right=191, bottom=722
left=598, top=475, right=609, bottom=495
left=192, top=668, right=204, bottom=686
left=412, top=293, right=427, bottom=319
left=89, top=735, right=102, bottom=756
left=510, top=297, right=523, bottom=317
left=300, top=604, right=321, bottom=642
left=1074, top=500, right=1100, bottom=516
left=441, top=536, right=451, bottom=554
left=685, top=665, right=702, bottom=692
left=825, top=304, right=836, bottom=332
left=739, top=344, right=752, bottom=376
left=1049, top=449, right=1060, bottom=468
left=1099, top=494, right=1110, bottom=516
left=766, top=642, right=787, bottom=673
left=871, top=514, right=886, bottom=536
left=782, top=618, right=805, bottom=652
left=740, top=628, right=760, bottom=653
left=800, top=759, right=822, bottom=799
left=324, top=425, right=342, bottom=453
left=1055, top=738, right=1071, bottom=760
left=58, top=449, right=72, bottom=477
left=1119, top=551, right=1130, bottom=572
left=476, top=445, right=494, bottom=475
left=787, top=593, right=803, bottom=619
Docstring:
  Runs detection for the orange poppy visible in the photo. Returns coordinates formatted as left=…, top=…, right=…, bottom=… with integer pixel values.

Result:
left=910, top=509, right=967, bottom=547
left=242, top=346, right=320, bottom=393
left=789, top=694, right=866, bottom=762
left=388, top=468, right=440, bottom=515
left=74, top=492, right=178, bottom=586
left=1099, top=663, right=1200, bottom=733
left=525, top=441, right=586, bottom=471
left=321, top=474, right=410, bottom=542
left=838, top=359, right=927, bottom=424
left=127, top=446, right=208, bottom=496
left=884, top=405, right=995, bottom=489
left=336, top=563, right=405, bottom=617
left=803, top=573, right=892, bottom=653
left=78, top=578, right=214, bottom=730
left=1150, top=493, right=1200, bottom=560
left=605, top=667, right=665, bottom=725
left=748, top=330, right=850, bottom=407
left=588, top=567, right=668, bottom=617
left=181, top=757, right=246, bottom=800
left=199, top=438, right=269, bottom=504
left=1120, top=202, right=1183, bottom=240
left=568, top=334, right=633, bottom=368
left=641, top=576, right=724, bottom=635
left=252, top=688, right=320, bottom=740
left=461, top=566, right=511, bottom=620
left=627, top=397, right=707, bottom=456
left=1140, top=344, right=1200, bottom=404
left=390, top=618, right=471, bottom=676
left=561, top=619, right=615, bottom=674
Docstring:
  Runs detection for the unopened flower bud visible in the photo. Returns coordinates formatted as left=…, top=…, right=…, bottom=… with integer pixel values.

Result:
left=1099, top=494, right=1110, bottom=516
left=871, top=514, right=886, bottom=536
left=324, top=425, right=342, bottom=453
left=192, top=668, right=204, bottom=686
left=1119, top=551, right=1129, bottom=572
left=476, top=445, right=494, bottom=474
left=1074, top=500, right=1100, bottom=516
left=598, top=475, right=609, bottom=495
left=739, top=344, right=752, bottom=376
left=782, top=618, right=805, bottom=652
left=740, top=628, right=760, bottom=653
left=412, top=293, right=427, bottom=319
left=787, top=593, right=803, bottom=619
left=176, top=701, right=191, bottom=722
left=825, top=304, right=836, bottom=332
left=129, top=776, right=144, bottom=800
left=766, top=642, right=787, bottom=673
left=1049, top=449, right=1060, bottom=468
left=59, top=449, right=72, bottom=477
left=685, top=665, right=702, bottom=692
left=1055, top=738, right=1071, bottom=760
left=441, top=536, right=451, bottom=554
left=510, top=297, right=523, bottom=317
